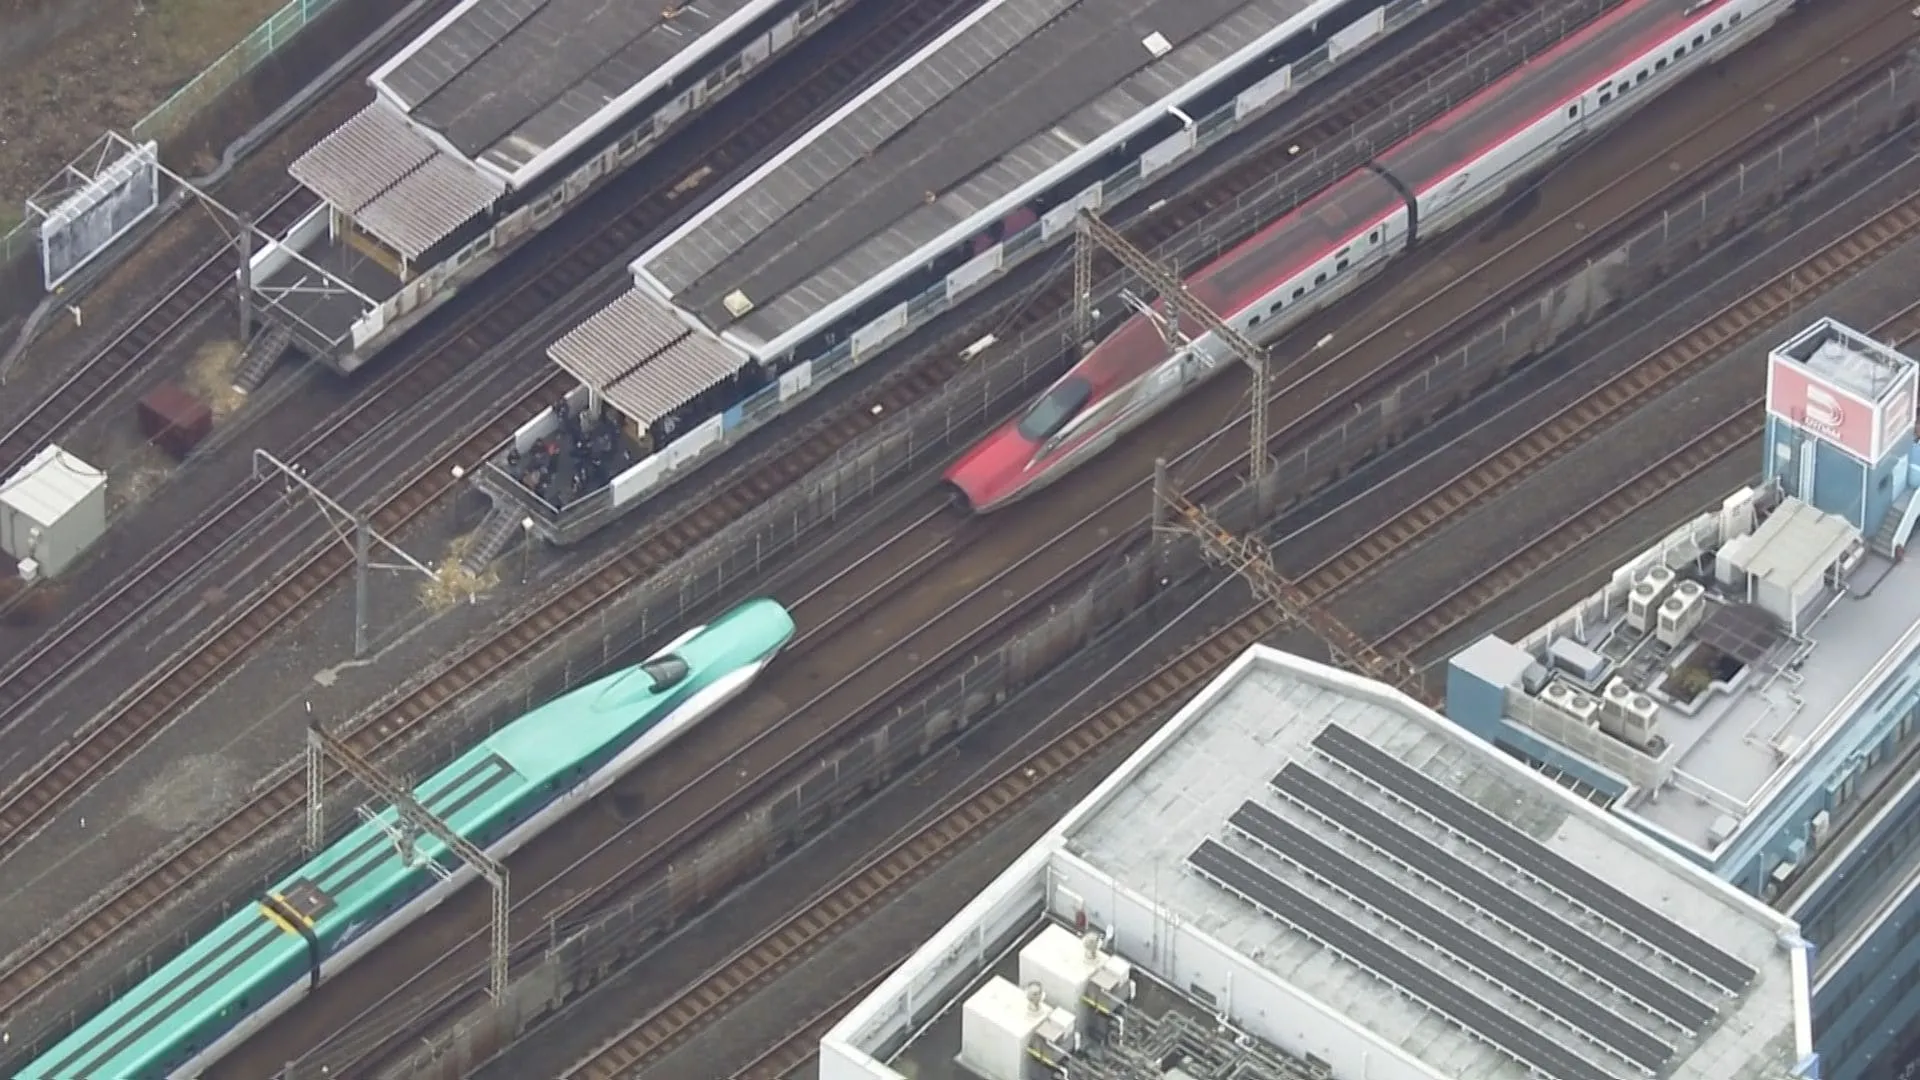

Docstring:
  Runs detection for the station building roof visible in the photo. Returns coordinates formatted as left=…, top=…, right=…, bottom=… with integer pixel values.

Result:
left=631, top=0, right=1358, bottom=362
left=290, top=0, right=796, bottom=261
left=821, top=646, right=1812, bottom=1080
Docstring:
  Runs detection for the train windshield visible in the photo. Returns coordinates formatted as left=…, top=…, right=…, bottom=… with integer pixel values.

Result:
left=1017, top=377, right=1093, bottom=442
left=640, top=655, right=691, bottom=692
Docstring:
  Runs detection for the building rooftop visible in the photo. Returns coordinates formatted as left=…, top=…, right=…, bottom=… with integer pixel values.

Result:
left=1468, top=489, right=1920, bottom=861
left=629, top=0, right=1349, bottom=362
left=288, top=0, right=795, bottom=262
left=821, top=646, right=1812, bottom=1080
left=372, top=0, right=783, bottom=185
left=1774, top=318, right=1910, bottom=404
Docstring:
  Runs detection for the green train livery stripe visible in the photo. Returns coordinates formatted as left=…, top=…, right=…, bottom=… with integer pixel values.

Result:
left=35, top=755, right=517, bottom=1078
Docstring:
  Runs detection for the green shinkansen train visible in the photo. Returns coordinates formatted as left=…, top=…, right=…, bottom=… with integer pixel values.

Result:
left=15, top=597, right=795, bottom=1080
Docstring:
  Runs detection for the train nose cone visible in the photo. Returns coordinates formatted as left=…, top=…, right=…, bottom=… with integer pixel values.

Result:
left=943, top=426, right=1036, bottom=513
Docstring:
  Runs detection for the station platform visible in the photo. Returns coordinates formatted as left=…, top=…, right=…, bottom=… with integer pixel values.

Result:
left=631, top=0, right=1368, bottom=364
left=500, top=0, right=1443, bottom=535
left=252, top=0, right=849, bottom=373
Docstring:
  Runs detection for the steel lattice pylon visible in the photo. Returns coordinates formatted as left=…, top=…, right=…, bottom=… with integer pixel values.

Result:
left=305, top=715, right=511, bottom=1002
left=1154, top=467, right=1424, bottom=695
left=1073, top=210, right=1270, bottom=489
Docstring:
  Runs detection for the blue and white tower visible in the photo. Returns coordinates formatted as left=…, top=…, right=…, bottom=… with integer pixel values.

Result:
left=1764, top=318, right=1918, bottom=543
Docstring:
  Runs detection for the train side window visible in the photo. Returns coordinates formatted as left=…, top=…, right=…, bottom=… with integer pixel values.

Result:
left=1336, top=246, right=1350, bottom=262
left=1336, top=258, right=1349, bottom=272
left=1655, top=58, right=1668, bottom=72
left=1729, top=11, right=1741, bottom=24
left=1599, top=92, right=1613, bottom=106
left=1313, top=272, right=1327, bottom=287
left=1672, top=47, right=1684, bottom=61
left=1711, top=23, right=1722, bottom=36
left=1637, top=70, right=1649, bottom=85
left=1292, top=287, right=1306, bottom=300
left=1566, top=105, right=1578, bottom=120
left=1693, top=33, right=1705, bottom=47
left=1368, top=229, right=1380, bottom=244
left=1248, top=314, right=1261, bottom=329
left=1268, top=301, right=1283, bottom=317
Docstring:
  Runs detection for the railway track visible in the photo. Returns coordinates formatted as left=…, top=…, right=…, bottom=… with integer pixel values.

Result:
left=1381, top=295, right=1920, bottom=657
left=0, top=0, right=988, bottom=1022
left=0, top=0, right=995, bottom=861
left=236, top=3, right=1920, bottom=1074
left=0, top=189, right=316, bottom=478
left=217, top=8, right=1644, bottom=1072
left=1291, top=176, right=1920, bottom=617
left=728, top=972, right=891, bottom=1080
left=9, top=0, right=1898, bottom=1066
left=540, top=32, right=1920, bottom=1080
left=0, top=0, right=1554, bottom=1044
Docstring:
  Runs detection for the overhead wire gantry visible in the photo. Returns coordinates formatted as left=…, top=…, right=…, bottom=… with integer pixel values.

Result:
left=1070, top=210, right=1424, bottom=697
left=304, top=709, right=511, bottom=1002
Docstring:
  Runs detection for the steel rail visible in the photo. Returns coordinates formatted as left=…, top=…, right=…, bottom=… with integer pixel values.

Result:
left=1379, top=300, right=1920, bottom=655
left=8, top=0, right=1565, bottom=1054
left=729, top=971, right=892, bottom=1080
left=0, top=0, right=983, bottom=1019
left=545, top=18, right=1920, bottom=1076
left=1287, top=178, right=1920, bottom=610
left=0, top=0, right=984, bottom=863
left=216, top=7, right=1604, bottom=1065
left=11, top=0, right=1889, bottom=1060
left=0, top=188, right=314, bottom=477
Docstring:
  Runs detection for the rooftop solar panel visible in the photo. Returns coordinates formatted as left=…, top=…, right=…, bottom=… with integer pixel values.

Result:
left=1313, top=724, right=1756, bottom=992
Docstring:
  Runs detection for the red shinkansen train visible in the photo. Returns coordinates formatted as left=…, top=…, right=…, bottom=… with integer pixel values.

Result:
left=945, top=0, right=1792, bottom=512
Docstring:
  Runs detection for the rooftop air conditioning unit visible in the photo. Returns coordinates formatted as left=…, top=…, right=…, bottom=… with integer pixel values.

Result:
left=1619, top=692, right=1660, bottom=749
left=1628, top=566, right=1676, bottom=634
left=1601, top=678, right=1638, bottom=738
left=1658, top=585, right=1707, bottom=647
left=1541, top=681, right=1600, bottom=729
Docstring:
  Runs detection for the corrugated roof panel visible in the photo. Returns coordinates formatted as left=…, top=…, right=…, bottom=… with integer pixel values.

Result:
left=604, top=333, right=745, bottom=427
left=548, top=289, right=688, bottom=389
left=290, top=100, right=505, bottom=261
left=290, top=102, right=436, bottom=213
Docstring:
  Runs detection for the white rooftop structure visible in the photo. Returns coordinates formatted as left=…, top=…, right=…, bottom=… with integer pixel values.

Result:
left=1775, top=318, right=1910, bottom=404
left=1475, top=488, right=1920, bottom=863
left=821, top=646, right=1813, bottom=1080
left=0, top=444, right=107, bottom=578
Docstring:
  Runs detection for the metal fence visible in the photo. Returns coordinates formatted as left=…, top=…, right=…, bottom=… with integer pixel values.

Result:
left=1221, top=49, right=1920, bottom=528
left=290, top=549, right=1182, bottom=1080
left=8, top=37, right=1917, bottom=1080
left=0, top=0, right=341, bottom=271
left=511, top=0, right=1619, bottom=540
left=271, top=72, right=1920, bottom=1068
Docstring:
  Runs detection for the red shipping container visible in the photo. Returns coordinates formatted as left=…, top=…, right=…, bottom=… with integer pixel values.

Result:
left=138, top=383, right=213, bottom=460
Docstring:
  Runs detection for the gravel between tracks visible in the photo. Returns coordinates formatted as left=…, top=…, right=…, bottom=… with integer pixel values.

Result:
left=1, top=0, right=1894, bottom=1057
left=487, top=148, right=1920, bottom=1072
left=222, top=10, right=1918, bottom=1069
left=468, top=578, right=1235, bottom=1080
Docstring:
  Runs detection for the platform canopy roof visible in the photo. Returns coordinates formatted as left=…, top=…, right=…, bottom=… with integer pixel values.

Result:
left=548, top=289, right=746, bottom=429
left=290, top=101, right=506, bottom=263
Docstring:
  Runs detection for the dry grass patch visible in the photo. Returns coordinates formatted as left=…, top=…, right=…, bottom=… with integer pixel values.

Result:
left=420, top=532, right=497, bottom=612
left=186, top=337, right=246, bottom=418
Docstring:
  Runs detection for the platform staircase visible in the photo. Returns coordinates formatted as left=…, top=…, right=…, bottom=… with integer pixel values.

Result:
left=1874, top=490, right=1919, bottom=560
left=462, top=505, right=528, bottom=575
left=230, top=322, right=294, bottom=395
